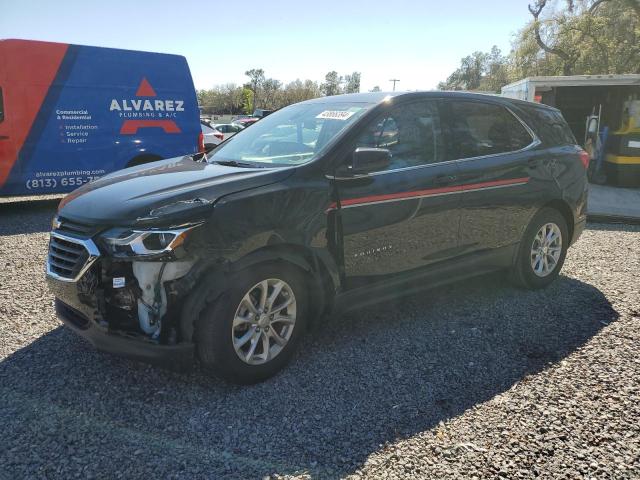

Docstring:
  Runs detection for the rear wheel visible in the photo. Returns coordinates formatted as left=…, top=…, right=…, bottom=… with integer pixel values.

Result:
left=510, top=207, right=569, bottom=289
left=195, top=263, right=308, bottom=384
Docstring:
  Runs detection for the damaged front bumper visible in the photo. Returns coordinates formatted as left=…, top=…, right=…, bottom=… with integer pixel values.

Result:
left=46, top=228, right=200, bottom=370
left=54, top=298, right=195, bottom=370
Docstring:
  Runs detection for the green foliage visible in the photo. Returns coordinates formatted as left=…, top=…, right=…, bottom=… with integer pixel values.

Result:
left=199, top=69, right=361, bottom=114
left=440, top=0, right=640, bottom=92
left=244, top=69, right=265, bottom=113
left=344, top=72, right=361, bottom=94
left=322, top=71, right=362, bottom=96
left=322, top=71, right=342, bottom=96
left=241, top=88, right=254, bottom=115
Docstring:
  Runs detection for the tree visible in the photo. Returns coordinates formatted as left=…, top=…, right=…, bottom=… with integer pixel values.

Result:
left=322, top=71, right=342, bottom=96
left=528, top=0, right=576, bottom=75
left=344, top=72, right=361, bottom=93
left=261, top=78, right=282, bottom=109
left=440, top=0, right=640, bottom=91
left=241, top=87, right=254, bottom=115
left=245, top=68, right=265, bottom=112
left=440, top=51, right=491, bottom=90
left=370, top=85, right=381, bottom=92
left=282, top=79, right=322, bottom=105
left=480, top=46, right=509, bottom=92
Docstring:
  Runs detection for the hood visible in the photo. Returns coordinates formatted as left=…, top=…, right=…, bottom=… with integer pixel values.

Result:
left=58, top=156, right=294, bottom=226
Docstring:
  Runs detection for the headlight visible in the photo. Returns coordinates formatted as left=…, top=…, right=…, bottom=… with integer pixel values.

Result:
left=98, top=225, right=199, bottom=258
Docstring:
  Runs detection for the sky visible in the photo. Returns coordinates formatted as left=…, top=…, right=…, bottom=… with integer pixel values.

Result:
left=1, top=0, right=532, bottom=92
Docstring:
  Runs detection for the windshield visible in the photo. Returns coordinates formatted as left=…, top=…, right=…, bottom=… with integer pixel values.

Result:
left=209, top=101, right=374, bottom=166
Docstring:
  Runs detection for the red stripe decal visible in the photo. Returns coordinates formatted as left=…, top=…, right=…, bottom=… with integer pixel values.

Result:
left=327, top=176, right=529, bottom=212
left=340, top=184, right=462, bottom=207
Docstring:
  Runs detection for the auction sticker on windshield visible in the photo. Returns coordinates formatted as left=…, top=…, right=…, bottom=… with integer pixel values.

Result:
left=316, top=110, right=356, bottom=121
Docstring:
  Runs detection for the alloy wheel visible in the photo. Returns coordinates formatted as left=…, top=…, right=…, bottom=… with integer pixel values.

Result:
left=530, top=222, right=563, bottom=277
left=231, top=278, right=297, bottom=365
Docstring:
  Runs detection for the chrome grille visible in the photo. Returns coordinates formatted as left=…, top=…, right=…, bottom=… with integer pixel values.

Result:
left=47, top=232, right=100, bottom=282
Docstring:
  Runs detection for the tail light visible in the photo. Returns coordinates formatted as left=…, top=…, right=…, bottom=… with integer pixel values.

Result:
left=214, top=132, right=224, bottom=141
left=198, top=132, right=205, bottom=153
left=578, top=150, right=590, bottom=169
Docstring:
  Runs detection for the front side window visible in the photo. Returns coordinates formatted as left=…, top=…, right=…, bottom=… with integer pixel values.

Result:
left=353, top=101, right=445, bottom=171
left=209, top=102, right=374, bottom=166
left=445, top=101, right=534, bottom=159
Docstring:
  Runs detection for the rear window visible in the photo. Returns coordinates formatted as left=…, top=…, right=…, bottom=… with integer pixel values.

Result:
left=526, top=107, right=577, bottom=147
left=445, top=101, right=534, bottom=159
left=0, top=88, right=4, bottom=123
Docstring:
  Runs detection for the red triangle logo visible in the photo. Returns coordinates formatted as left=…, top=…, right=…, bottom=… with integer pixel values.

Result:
left=135, top=77, right=157, bottom=97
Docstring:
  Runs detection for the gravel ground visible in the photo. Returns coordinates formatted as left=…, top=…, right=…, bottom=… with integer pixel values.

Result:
left=0, top=197, right=638, bottom=479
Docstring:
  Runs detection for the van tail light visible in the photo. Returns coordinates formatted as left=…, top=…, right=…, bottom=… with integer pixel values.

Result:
left=198, top=132, right=205, bottom=153
left=578, top=150, right=590, bottom=169
left=214, top=132, right=224, bottom=141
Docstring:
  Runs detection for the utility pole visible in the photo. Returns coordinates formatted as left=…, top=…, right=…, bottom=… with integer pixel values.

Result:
left=389, top=79, right=400, bottom=91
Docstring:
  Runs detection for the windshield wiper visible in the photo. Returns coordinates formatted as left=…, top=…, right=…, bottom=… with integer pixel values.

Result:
left=211, top=160, right=265, bottom=168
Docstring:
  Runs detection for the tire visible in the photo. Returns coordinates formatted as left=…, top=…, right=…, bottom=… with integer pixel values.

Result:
left=510, top=207, right=569, bottom=290
left=195, top=262, right=308, bottom=384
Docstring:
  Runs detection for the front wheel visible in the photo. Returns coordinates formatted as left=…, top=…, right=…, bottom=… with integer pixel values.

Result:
left=510, top=207, right=569, bottom=290
left=195, top=263, right=308, bottom=384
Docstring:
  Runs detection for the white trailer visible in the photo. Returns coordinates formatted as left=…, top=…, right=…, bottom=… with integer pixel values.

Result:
left=501, top=74, right=640, bottom=103
left=501, top=75, right=640, bottom=143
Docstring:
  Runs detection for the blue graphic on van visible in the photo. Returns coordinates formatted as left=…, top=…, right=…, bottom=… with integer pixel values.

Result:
left=0, top=40, right=200, bottom=195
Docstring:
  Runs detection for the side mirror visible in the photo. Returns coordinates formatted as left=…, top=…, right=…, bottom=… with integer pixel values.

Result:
left=350, top=147, right=391, bottom=175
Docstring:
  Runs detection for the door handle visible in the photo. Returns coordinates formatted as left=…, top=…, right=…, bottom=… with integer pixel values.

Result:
left=435, top=174, right=457, bottom=185
left=0, top=135, right=9, bottom=140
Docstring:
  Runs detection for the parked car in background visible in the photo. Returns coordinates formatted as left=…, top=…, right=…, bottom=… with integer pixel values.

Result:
left=212, top=123, right=244, bottom=140
left=200, top=121, right=223, bottom=151
left=233, top=117, right=259, bottom=127
left=231, top=114, right=252, bottom=122
left=252, top=109, right=273, bottom=118
left=0, top=39, right=201, bottom=195
left=46, top=91, right=588, bottom=384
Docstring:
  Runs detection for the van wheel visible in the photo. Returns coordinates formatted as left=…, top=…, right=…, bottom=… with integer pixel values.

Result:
left=510, top=207, right=568, bottom=290
left=195, top=263, right=308, bottom=384
left=126, top=154, right=162, bottom=168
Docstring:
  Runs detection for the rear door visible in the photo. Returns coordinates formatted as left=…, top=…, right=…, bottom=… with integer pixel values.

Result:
left=334, top=100, right=462, bottom=289
left=442, top=100, right=542, bottom=255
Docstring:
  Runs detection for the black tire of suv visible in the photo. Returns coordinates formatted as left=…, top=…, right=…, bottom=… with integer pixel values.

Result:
left=510, top=207, right=569, bottom=290
left=195, top=262, right=309, bottom=384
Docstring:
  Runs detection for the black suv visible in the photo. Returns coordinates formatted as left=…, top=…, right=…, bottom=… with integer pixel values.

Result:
left=46, top=92, right=588, bottom=383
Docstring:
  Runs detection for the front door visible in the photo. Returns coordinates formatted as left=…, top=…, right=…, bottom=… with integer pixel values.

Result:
left=333, top=100, right=462, bottom=289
